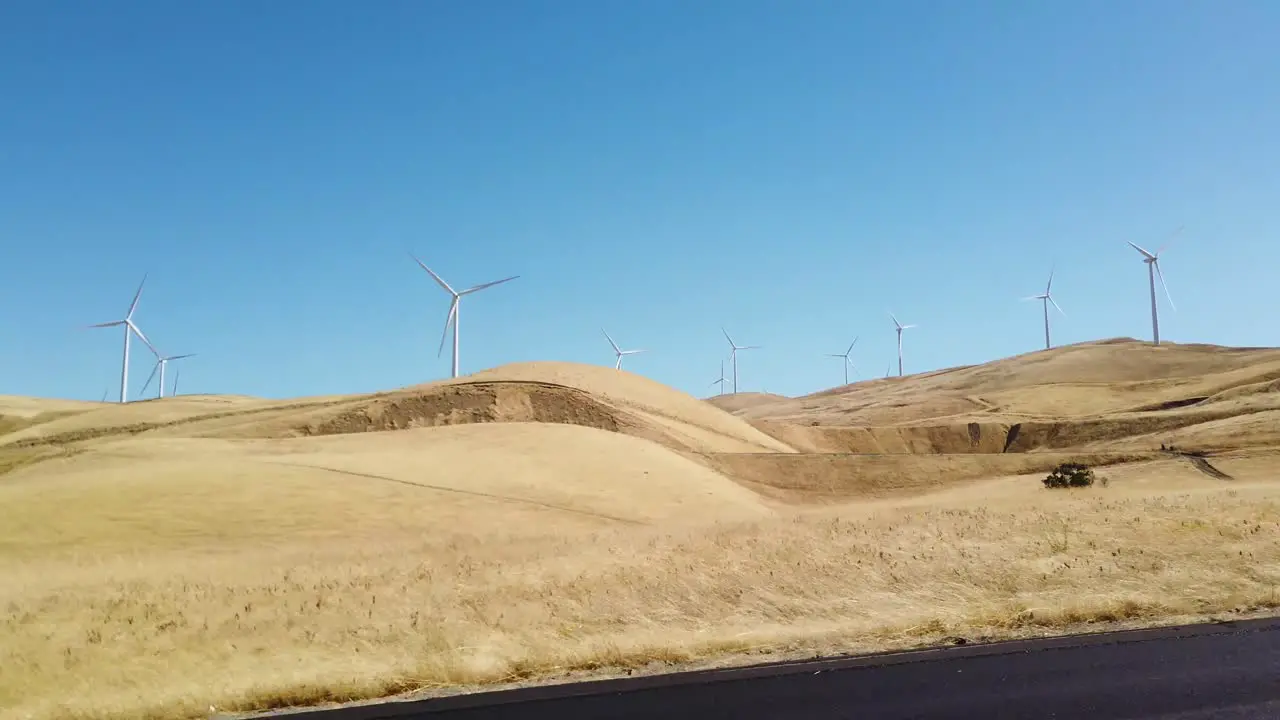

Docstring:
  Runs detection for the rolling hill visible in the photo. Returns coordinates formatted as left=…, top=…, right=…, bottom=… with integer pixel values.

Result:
left=2, top=339, right=1278, bottom=720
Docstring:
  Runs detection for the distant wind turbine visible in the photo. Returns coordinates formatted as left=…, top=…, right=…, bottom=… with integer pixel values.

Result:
left=140, top=351, right=196, bottom=400
left=709, top=360, right=730, bottom=396
left=889, top=313, right=917, bottom=377
left=826, top=336, right=859, bottom=385
left=1022, top=267, right=1066, bottom=349
left=721, top=328, right=761, bottom=394
left=1127, top=227, right=1180, bottom=345
left=601, top=329, right=647, bottom=370
left=411, top=254, right=519, bottom=378
left=88, top=275, right=157, bottom=403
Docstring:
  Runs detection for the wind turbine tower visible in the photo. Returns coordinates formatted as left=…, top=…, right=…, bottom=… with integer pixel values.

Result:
left=1127, top=229, right=1179, bottom=345
left=721, top=328, right=760, bottom=394
left=889, top=313, right=917, bottom=378
left=709, top=360, right=730, bottom=396
left=411, top=254, right=519, bottom=378
left=602, top=329, right=647, bottom=370
left=89, top=275, right=157, bottom=403
left=826, top=336, right=859, bottom=385
left=1023, top=268, right=1066, bottom=349
left=140, top=350, right=196, bottom=399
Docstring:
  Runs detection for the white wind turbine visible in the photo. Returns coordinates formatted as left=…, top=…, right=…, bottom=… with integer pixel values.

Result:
left=1127, top=228, right=1180, bottom=346
left=709, top=360, right=730, bottom=396
left=1022, top=267, right=1066, bottom=350
left=826, top=336, right=859, bottom=385
left=139, top=350, right=196, bottom=400
left=88, top=275, right=157, bottom=403
left=721, top=328, right=760, bottom=395
left=601, top=329, right=647, bottom=370
left=410, top=254, right=519, bottom=378
left=889, top=313, right=917, bottom=377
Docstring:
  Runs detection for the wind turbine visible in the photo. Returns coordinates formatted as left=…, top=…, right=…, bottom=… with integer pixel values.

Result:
left=721, top=328, right=760, bottom=394
left=1022, top=268, right=1066, bottom=350
left=88, top=275, right=157, bottom=403
left=410, top=254, right=519, bottom=378
left=139, top=351, right=196, bottom=399
left=826, top=336, right=859, bottom=385
left=1127, top=228, right=1180, bottom=345
left=709, top=360, right=730, bottom=396
left=889, top=313, right=917, bottom=378
left=602, top=329, right=647, bottom=370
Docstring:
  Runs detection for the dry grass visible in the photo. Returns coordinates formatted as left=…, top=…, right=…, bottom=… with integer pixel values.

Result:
left=4, top=483, right=1278, bottom=720
left=3, top=342, right=1280, bottom=719
left=711, top=338, right=1280, bottom=426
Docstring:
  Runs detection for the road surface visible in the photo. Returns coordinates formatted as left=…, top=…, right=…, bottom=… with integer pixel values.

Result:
left=263, top=617, right=1280, bottom=719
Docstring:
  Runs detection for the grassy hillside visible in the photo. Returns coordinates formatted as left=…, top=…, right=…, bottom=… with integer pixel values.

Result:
left=2, top=341, right=1278, bottom=720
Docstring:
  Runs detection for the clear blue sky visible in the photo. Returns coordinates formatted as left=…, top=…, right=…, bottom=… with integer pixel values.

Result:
left=2, top=0, right=1277, bottom=401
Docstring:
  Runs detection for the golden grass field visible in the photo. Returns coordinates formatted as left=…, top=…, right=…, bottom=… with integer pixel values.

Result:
left=3, top=338, right=1280, bottom=719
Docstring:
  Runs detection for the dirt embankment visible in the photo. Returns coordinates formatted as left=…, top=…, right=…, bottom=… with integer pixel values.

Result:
left=1000, top=408, right=1274, bottom=452
left=296, top=382, right=624, bottom=436
left=702, top=451, right=1154, bottom=503
left=749, top=420, right=1010, bottom=454
left=750, top=405, right=1279, bottom=457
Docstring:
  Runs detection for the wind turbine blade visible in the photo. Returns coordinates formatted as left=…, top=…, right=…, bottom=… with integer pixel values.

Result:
left=902, top=324, right=918, bottom=330
left=127, top=321, right=159, bottom=356
left=623, top=349, right=647, bottom=355
left=459, top=275, right=520, bottom=295
left=1045, top=267, right=1055, bottom=293
left=1154, top=261, right=1176, bottom=311
left=1049, top=296, right=1066, bottom=316
left=601, top=329, right=621, bottom=354
left=1127, top=241, right=1156, bottom=260
left=1020, top=295, right=1042, bottom=302
left=889, top=312, right=902, bottom=329
left=138, top=361, right=160, bottom=398
left=742, top=345, right=762, bottom=350
left=721, top=327, right=736, bottom=347
left=1155, top=225, right=1185, bottom=256
left=88, top=321, right=124, bottom=328
left=126, top=274, right=148, bottom=319
left=826, top=353, right=844, bottom=358
left=437, top=301, right=457, bottom=358
left=169, top=353, right=197, bottom=360
left=409, top=254, right=457, bottom=295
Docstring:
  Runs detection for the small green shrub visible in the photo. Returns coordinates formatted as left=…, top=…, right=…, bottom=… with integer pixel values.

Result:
left=1043, top=462, right=1095, bottom=489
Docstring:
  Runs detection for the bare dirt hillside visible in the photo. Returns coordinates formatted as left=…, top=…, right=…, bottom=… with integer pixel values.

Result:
left=729, top=339, right=1280, bottom=424
left=3, top=343, right=1279, bottom=720
left=1, top=362, right=793, bottom=458
left=712, top=339, right=1280, bottom=462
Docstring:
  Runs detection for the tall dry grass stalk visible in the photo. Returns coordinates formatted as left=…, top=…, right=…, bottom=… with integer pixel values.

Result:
left=4, top=488, right=1279, bottom=720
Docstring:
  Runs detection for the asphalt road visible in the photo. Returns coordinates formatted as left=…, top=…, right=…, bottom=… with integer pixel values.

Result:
left=265, top=617, right=1280, bottom=720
